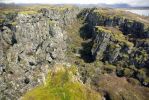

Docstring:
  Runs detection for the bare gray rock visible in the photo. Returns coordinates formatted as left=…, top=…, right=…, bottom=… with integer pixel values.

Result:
left=0, top=7, right=79, bottom=99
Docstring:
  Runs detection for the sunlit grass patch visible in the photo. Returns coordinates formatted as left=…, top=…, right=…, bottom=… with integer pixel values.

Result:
left=22, top=64, right=102, bottom=100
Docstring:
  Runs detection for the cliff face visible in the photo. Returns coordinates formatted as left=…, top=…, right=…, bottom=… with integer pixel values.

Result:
left=81, top=8, right=149, bottom=38
left=0, top=7, right=79, bottom=99
left=91, top=26, right=132, bottom=64
left=78, top=8, right=149, bottom=87
left=0, top=6, right=149, bottom=100
left=79, top=8, right=149, bottom=67
left=40, top=7, right=79, bottom=27
left=91, top=26, right=149, bottom=68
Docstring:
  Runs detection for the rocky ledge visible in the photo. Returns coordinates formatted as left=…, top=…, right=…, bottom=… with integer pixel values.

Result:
left=0, top=6, right=149, bottom=100
left=0, top=7, right=79, bottom=99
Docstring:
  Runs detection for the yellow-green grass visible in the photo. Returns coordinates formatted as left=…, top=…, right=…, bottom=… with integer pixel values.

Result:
left=18, top=10, right=38, bottom=15
left=0, top=8, right=18, bottom=14
left=11, top=21, right=17, bottom=26
left=22, top=64, right=102, bottom=100
left=95, top=26, right=134, bottom=48
left=93, top=8, right=149, bottom=25
left=0, top=18, right=4, bottom=23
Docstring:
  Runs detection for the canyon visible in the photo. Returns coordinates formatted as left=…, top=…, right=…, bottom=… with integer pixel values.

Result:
left=0, top=6, right=149, bottom=100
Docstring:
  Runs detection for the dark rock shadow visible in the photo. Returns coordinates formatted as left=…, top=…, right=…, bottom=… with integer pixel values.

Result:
left=79, top=41, right=94, bottom=63
left=79, top=23, right=95, bottom=63
left=79, top=23, right=93, bottom=40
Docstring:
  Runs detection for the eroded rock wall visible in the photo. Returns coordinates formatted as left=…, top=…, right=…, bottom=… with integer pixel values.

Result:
left=79, top=8, right=149, bottom=68
left=0, top=7, right=79, bottom=99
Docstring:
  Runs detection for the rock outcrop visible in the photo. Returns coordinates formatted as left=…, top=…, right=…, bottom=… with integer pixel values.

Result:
left=80, top=8, right=149, bottom=38
left=92, top=26, right=133, bottom=64
left=39, top=7, right=80, bottom=28
left=79, top=8, right=149, bottom=67
left=78, top=8, right=149, bottom=87
left=0, top=6, right=149, bottom=100
left=0, top=7, right=79, bottom=99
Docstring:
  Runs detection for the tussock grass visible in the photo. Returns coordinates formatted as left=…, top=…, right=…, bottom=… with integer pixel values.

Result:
left=22, top=64, right=102, bottom=100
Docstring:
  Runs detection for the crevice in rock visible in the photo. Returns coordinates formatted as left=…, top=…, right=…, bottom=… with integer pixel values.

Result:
left=104, top=92, right=111, bottom=100
left=29, top=62, right=35, bottom=66
left=11, top=33, right=17, bottom=45
left=24, top=78, right=30, bottom=84
left=79, top=40, right=94, bottom=63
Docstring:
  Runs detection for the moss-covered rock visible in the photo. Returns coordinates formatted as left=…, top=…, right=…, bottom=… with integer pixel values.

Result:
left=79, top=8, right=149, bottom=37
left=123, top=68, right=134, bottom=77
left=18, top=11, right=38, bottom=15
left=22, top=64, right=102, bottom=100
left=92, top=26, right=133, bottom=64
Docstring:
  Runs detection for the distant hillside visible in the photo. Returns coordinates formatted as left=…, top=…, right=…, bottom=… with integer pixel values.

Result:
left=0, top=3, right=149, bottom=9
left=75, top=3, right=131, bottom=8
left=0, top=5, right=149, bottom=100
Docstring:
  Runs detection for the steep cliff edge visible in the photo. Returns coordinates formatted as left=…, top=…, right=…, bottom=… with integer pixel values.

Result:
left=91, top=26, right=133, bottom=63
left=78, top=8, right=149, bottom=87
left=76, top=8, right=149, bottom=100
left=0, top=6, right=79, bottom=99
left=0, top=6, right=149, bottom=100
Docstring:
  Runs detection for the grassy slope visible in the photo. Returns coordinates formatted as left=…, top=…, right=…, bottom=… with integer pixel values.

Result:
left=94, top=75, right=149, bottom=100
left=22, top=64, right=102, bottom=100
left=94, top=8, right=149, bottom=25
left=95, top=26, right=134, bottom=48
left=1, top=5, right=149, bottom=100
left=65, top=8, right=149, bottom=100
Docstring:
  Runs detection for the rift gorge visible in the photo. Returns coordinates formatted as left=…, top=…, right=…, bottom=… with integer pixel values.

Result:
left=0, top=5, right=149, bottom=100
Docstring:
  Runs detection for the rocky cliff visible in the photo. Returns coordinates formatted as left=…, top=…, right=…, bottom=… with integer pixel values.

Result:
left=0, top=6, right=149, bottom=100
left=0, top=7, right=79, bottom=99
left=80, top=8, right=149, bottom=65
left=80, top=8, right=149, bottom=38
left=78, top=8, right=149, bottom=87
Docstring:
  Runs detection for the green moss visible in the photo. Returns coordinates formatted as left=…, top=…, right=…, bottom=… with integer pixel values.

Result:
left=144, top=78, right=149, bottom=83
left=0, top=18, right=4, bottom=23
left=109, top=44, right=120, bottom=50
left=0, top=10, right=16, bottom=15
left=134, top=50, right=148, bottom=64
left=18, top=11, right=38, bottom=15
left=49, top=20, right=58, bottom=26
left=11, top=21, right=17, bottom=26
left=123, top=68, right=134, bottom=77
left=95, top=26, right=134, bottom=48
left=95, top=26, right=112, bottom=34
left=93, top=9, right=126, bottom=19
left=104, top=64, right=116, bottom=73
left=136, top=69, right=146, bottom=81
left=92, top=8, right=148, bottom=25
left=94, top=61, right=104, bottom=68
left=22, top=64, right=102, bottom=100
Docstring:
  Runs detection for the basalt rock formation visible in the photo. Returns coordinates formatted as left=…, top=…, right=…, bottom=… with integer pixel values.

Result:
left=79, top=8, right=149, bottom=66
left=0, top=6, right=149, bottom=100
left=0, top=7, right=79, bottom=99
left=79, top=8, right=149, bottom=86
